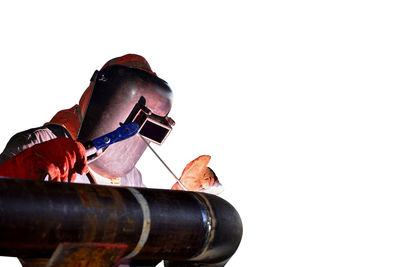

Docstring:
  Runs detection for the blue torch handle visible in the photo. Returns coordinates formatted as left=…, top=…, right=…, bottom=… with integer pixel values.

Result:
left=92, top=122, right=140, bottom=150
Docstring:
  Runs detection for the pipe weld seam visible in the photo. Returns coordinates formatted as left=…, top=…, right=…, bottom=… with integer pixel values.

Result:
left=190, top=193, right=216, bottom=260
left=124, top=188, right=151, bottom=259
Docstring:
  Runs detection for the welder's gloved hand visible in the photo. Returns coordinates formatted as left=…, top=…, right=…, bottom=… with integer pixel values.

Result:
left=171, top=155, right=223, bottom=194
left=0, top=137, right=88, bottom=182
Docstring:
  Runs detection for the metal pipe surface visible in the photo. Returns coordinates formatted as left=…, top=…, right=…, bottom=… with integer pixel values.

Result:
left=0, top=178, right=242, bottom=266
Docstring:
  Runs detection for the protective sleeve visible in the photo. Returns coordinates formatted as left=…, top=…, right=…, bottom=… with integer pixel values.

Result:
left=0, top=137, right=88, bottom=182
left=0, top=125, right=71, bottom=165
left=0, top=124, right=145, bottom=186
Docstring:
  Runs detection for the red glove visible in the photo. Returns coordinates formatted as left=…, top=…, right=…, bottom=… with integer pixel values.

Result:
left=0, top=137, right=88, bottom=182
left=171, top=155, right=221, bottom=192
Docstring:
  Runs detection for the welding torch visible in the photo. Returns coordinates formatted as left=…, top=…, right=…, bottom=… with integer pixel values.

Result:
left=41, top=122, right=140, bottom=183
left=84, top=122, right=140, bottom=163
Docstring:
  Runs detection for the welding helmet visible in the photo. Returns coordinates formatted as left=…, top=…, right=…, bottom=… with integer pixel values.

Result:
left=77, top=55, right=173, bottom=178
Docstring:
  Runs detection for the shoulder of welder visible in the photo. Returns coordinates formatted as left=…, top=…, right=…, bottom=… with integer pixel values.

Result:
left=0, top=124, right=70, bottom=164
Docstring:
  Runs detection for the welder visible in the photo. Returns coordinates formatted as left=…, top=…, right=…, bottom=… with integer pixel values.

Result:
left=0, top=54, right=212, bottom=190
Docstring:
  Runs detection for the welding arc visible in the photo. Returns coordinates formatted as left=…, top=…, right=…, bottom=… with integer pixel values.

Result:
left=140, top=135, right=188, bottom=191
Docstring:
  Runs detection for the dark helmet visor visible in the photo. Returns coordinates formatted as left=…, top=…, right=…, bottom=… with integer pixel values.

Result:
left=77, top=65, right=172, bottom=178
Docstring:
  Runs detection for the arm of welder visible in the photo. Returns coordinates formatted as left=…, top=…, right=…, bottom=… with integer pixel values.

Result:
left=0, top=137, right=89, bottom=182
left=0, top=122, right=140, bottom=183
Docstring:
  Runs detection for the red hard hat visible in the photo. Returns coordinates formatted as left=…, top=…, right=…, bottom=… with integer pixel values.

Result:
left=101, top=54, right=157, bottom=76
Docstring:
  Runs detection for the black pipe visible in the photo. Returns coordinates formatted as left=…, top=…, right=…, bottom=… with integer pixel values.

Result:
left=0, top=178, right=242, bottom=266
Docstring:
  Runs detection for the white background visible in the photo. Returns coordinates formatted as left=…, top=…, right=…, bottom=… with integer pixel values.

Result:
left=0, top=1, right=400, bottom=266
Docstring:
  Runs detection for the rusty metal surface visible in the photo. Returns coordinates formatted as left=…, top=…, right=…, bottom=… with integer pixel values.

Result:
left=46, top=242, right=127, bottom=267
left=0, top=178, right=242, bottom=266
left=19, top=258, right=48, bottom=267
